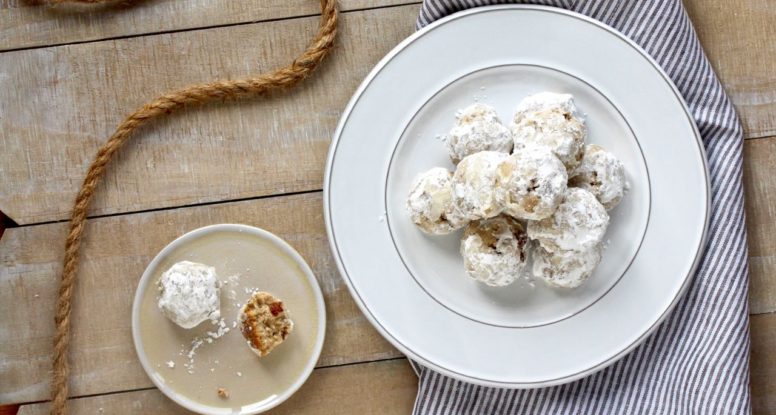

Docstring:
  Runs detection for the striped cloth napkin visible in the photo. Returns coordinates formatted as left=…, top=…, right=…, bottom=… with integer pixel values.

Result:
left=412, top=1, right=751, bottom=414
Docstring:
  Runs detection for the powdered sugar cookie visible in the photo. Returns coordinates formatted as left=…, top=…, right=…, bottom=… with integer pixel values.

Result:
left=446, top=103, right=513, bottom=164
left=511, top=92, right=586, bottom=170
left=157, top=261, right=220, bottom=329
left=406, top=167, right=463, bottom=234
left=461, top=215, right=529, bottom=287
left=449, top=151, right=508, bottom=222
left=498, top=146, right=567, bottom=221
left=569, top=144, right=626, bottom=210
left=532, top=244, right=602, bottom=288
left=527, top=188, right=609, bottom=252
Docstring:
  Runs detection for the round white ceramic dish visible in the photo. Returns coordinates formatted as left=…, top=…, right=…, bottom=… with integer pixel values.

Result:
left=132, top=224, right=326, bottom=414
left=324, top=6, right=709, bottom=387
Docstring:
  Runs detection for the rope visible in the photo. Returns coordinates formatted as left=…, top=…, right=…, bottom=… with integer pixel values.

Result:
left=50, top=1, right=338, bottom=413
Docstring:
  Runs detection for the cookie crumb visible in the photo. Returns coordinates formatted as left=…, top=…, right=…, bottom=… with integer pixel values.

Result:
left=217, top=388, right=229, bottom=399
left=236, top=371, right=242, bottom=377
left=166, top=361, right=175, bottom=369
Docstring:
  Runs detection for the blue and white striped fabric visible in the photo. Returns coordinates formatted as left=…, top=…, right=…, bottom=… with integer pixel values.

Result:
left=413, top=1, right=751, bottom=414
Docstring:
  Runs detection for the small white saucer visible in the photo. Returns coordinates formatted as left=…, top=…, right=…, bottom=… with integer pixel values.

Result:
left=132, top=224, right=326, bottom=414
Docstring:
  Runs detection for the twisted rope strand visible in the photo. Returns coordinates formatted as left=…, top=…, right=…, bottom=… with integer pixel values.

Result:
left=51, top=1, right=338, bottom=414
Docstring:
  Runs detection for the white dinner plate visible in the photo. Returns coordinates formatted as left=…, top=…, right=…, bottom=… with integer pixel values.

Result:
left=324, top=6, right=708, bottom=387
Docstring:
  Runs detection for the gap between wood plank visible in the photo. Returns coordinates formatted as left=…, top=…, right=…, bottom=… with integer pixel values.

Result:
left=0, top=2, right=422, bottom=54
left=0, top=210, right=19, bottom=237
left=6, top=188, right=324, bottom=229
left=12, top=357, right=409, bottom=407
left=745, top=132, right=776, bottom=141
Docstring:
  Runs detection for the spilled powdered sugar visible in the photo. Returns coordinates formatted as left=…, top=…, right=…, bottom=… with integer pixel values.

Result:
left=181, top=316, right=232, bottom=374
left=168, top=272, right=256, bottom=375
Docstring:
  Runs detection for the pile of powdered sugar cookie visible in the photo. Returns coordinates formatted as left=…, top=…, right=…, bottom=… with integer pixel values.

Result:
left=406, top=92, right=627, bottom=289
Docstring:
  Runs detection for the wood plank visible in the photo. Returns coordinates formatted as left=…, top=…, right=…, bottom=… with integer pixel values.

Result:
left=743, top=137, right=776, bottom=315
left=17, top=359, right=418, bottom=415
left=751, top=312, right=776, bottom=415
left=3, top=2, right=774, bottom=226
left=0, top=0, right=418, bottom=51
left=684, top=0, right=776, bottom=139
left=0, top=193, right=401, bottom=405
left=0, top=4, right=419, bottom=226
left=15, top=310, right=776, bottom=414
left=1, top=138, right=773, bottom=405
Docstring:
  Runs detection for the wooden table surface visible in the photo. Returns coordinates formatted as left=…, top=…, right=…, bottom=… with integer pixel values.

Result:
left=1, top=1, right=774, bottom=414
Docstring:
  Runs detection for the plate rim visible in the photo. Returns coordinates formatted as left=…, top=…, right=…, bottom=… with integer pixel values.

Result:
left=131, top=223, right=327, bottom=414
left=324, top=4, right=710, bottom=388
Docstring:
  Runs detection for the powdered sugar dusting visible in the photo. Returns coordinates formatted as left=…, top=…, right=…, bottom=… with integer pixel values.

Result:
left=446, top=103, right=512, bottom=164
left=157, top=261, right=220, bottom=329
left=499, top=146, right=567, bottom=221
left=569, top=144, right=626, bottom=210
left=406, top=167, right=460, bottom=234
left=461, top=216, right=528, bottom=287
left=449, top=151, right=508, bottom=223
left=404, top=92, right=629, bottom=290
left=527, top=188, right=609, bottom=252
left=511, top=92, right=586, bottom=170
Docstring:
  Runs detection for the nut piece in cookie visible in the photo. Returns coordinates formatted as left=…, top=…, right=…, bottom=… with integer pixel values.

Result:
left=527, top=188, right=609, bottom=252
left=460, top=215, right=529, bottom=287
left=446, top=103, right=513, bottom=164
left=498, top=146, right=567, bottom=221
left=238, top=291, right=294, bottom=357
left=569, top=144, right=626, bottom=210
left=406, top=167, right=464, bottom=234
left=217, top=388, right=230, bottom=399
left=449, top=151, right=509, bottom=223
left=511, top=92, right=587, bottom=170
left=533, top=244, right=602, bottom=288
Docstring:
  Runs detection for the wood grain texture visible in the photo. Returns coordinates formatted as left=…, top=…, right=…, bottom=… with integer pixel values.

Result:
left=743, top=137, right=776, bottom=315
left=751, top=312, right=776, bottom=415
left=3, top=135, right=776, bottom=404
left=13, top=310, right=776, bottom=415
left=0, top=0, right=419, bottom=51
left=0, top=5, right=419, bottom=226
left=0, top=193, right=401, bottom=405
left=16, top=359, right=418, bottom=415
left=684, top=0, right=776, bottom=139
left=1, top=2, right=774, bottom=412
left=2, top=2, right=775, bottom=226
left=2, top=179, right=774, bottom=406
